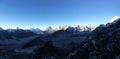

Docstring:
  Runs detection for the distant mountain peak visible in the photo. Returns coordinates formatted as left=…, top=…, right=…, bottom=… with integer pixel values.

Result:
left=109, top=16, right=120, bottom=23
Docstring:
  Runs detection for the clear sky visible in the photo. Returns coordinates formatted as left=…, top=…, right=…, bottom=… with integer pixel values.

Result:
left=0, top=0, right=120, bottom=30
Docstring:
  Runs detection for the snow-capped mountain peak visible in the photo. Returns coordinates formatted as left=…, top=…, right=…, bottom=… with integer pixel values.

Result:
left=109, top=16, right=120, bottom=23
left=59, top=25, right=68, bottom=30
left=30, top=28, right=42, bottom=34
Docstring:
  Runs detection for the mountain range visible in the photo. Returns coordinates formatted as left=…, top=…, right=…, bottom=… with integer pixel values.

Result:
left=0, top=25, right=96, bottom=40
left=0, top=16, right=120, bottom=59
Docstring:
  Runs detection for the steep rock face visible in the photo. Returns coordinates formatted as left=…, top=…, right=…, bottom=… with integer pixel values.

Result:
left=90, top=18, right=120, bottom=59
left=93, top=19, right=120, bottom=59
left=66, top=18, right=120, bottom=59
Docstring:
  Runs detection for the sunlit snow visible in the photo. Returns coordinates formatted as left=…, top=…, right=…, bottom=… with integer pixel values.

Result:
left=109, top=16, right=120, bottom=23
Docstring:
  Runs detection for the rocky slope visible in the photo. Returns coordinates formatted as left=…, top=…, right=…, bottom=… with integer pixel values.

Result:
left=65, top=17, right=120, bottom=59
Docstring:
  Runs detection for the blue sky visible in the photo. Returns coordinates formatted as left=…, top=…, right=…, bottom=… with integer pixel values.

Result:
left=0, top=0, right=120, bottom=30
